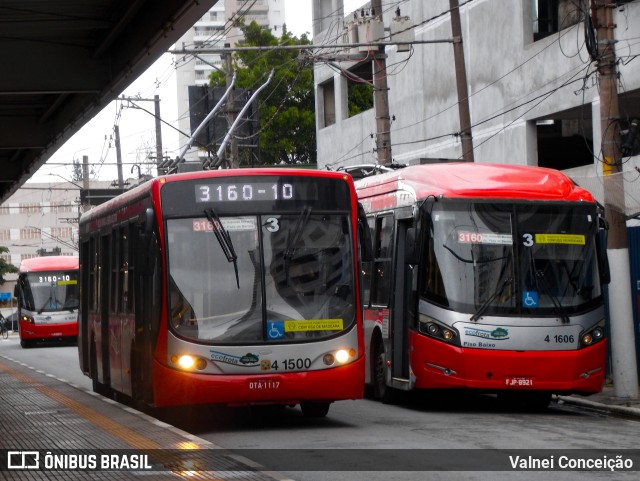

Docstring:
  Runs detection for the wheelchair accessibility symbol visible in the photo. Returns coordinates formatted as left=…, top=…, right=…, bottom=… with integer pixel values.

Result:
left=267, top=321, right=284, bottom=339
left=523, top=291, right=539, bottom=308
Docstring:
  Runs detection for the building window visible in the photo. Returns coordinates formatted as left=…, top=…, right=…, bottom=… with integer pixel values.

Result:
left=347, top=60, right=374, bottom=117
left=533, top=0, right=581, bottom=41
left=321, top=79, right=336, bottom=127
left=53, top=227, right=73, bottom=239
left=20, top=228, right=40, bottom=240
left=19, top=203, right=40, bottom=214
left=21, top=254, right=37, bottom=261
left=0, top=229, right=10, bottom=241
left=0, top=206, right=10, bottom=215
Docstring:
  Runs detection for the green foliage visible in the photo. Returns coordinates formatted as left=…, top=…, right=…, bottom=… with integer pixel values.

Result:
left=209, top=21, right=315, bottom=166
left=348, top=82, right=374, bottom=117
left=0, top=246, right=17, bottom=285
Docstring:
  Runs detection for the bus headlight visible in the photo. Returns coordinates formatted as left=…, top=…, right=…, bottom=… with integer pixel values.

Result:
left=419, top=314, right=460, bottom=346
left=171, top=355, right=207, bottom=371
left=580, top=322, right=605, bottom=348
left=335, top=349, right=350, bottom=364
left=21, top=315, right=34, bottom=324
left=323, top=348, right=356, bottom=366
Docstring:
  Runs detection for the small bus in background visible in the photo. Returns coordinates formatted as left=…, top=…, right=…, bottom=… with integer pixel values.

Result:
left=15, top=256, right=79, bottom=348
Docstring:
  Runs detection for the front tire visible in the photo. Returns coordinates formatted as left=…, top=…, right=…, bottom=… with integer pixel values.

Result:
left=373, top=338, right=397, bottom=404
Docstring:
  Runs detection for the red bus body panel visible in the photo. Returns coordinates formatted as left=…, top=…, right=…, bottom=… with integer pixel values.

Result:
left=410, top=331, right=606, bottom=394
left=151, top=356, right=365, bottom=407
left=19, top=319, right=78, bottom=340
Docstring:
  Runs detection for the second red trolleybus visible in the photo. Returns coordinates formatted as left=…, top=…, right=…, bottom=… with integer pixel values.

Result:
left=78, top=168, right=368, bottom=417
left=354, top=163, right=609, bottom=408
left=15, top=255, right=80, bottom=348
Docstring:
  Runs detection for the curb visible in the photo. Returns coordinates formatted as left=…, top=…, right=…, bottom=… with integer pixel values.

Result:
left=557, top=395, right=640, bottom=419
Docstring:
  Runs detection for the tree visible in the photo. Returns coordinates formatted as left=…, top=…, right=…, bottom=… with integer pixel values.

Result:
left=0, top=247, right=17, bottom=285
left=210, top=22, right=315, bottom=166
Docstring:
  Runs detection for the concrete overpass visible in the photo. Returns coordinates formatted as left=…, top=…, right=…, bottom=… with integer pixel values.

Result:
left=0, top=0, right=218, bottom=204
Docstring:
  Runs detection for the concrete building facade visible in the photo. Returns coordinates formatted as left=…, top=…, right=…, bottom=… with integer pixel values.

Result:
left=312, top=0, right=640, bottom=213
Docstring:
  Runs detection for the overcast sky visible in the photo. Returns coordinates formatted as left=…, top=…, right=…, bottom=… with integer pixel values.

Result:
left=32, top=1, right=365, bottom=184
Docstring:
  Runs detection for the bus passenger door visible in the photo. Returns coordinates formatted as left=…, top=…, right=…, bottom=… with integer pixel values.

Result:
left=390, top=217, right=414, bottom=383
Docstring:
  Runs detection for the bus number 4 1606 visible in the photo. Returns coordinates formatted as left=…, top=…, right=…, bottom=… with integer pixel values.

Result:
left=544, top=335, right=575, bottom=343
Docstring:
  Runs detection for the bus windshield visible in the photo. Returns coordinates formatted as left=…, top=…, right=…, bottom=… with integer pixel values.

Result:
left=23, top=271, right=79, bottom=313
left=420, top=201, right=602, bottom=317
left=167, top=212, right=355, bottom=344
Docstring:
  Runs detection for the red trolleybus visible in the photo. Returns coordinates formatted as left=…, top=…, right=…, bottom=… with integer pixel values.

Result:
left=15, top=256, right=79, bottom=348
left=354, top=163, right=610, bottom=408
left=78, top=168, right=368, bottom=417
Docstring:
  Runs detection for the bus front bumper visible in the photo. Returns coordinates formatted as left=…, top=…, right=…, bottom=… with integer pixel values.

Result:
left=151, top=355, right=365, bottom=407
left=19, top=320, right=78, bottom=340
left=410, top=332, right=606, bottom=395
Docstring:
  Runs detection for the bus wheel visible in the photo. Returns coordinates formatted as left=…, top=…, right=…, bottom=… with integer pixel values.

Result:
left=300, top=401, right=330, bottom=418
left=90, top=344, right=110, bottom=397
left=20, top=339, right=32, bottom=348
left=373, top=339, right=396, bottom=404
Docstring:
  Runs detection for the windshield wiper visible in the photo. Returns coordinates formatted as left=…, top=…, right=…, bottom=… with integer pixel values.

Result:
left=470, top=276, right=513, bottom=322
left=284, top=206, right=312, bottom=261
left=533, top=268, right=570, bottom=323
left=528, top=251, right=569, bottom=323
left=204, top=208, right=240, bottom=289
left=283, top=206, right=312, bottom=285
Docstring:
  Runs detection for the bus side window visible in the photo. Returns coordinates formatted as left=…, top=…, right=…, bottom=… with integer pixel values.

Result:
left=110, top=229, right=119, bottom=314
left=90, top=236, right=99, bottom=312
left=361, top=216, right=376, bottom=306
left=120, top=225, right=129, bottom=313
left=371, top=214, right=394, bottom=307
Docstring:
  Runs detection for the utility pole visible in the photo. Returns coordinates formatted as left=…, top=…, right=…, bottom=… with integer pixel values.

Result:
left=371, top=0, right=392, bottom=166
left=114, top=125, right=124, bottom=189
left=449, top=0, right=474, bottom=161
left=592, top=0, right=638, bottom=398
left=154, top=95, right=163, bottom=176
left=225, top=43, right=239, bottom=168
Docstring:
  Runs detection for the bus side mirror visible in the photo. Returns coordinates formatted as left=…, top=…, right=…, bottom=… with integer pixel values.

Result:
left=13, top=285, right=18, bottom=298
left=405, top=227, right=420, bottom=265
left=357, top=203, right=373, bottom=262
left=597, top=214, right=610, bottom=284
left=596, top=235, right=610, bottom=285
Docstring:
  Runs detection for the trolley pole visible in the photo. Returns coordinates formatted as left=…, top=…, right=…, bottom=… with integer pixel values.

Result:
left=592, top=0, right=638, bottom=398
left=371, top=0, right=392, bottom=166
left=225, top=44, right=239, bottom=168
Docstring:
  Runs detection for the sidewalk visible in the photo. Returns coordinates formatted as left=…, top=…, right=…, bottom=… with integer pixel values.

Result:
left=557, top=381, right=640, bottom=419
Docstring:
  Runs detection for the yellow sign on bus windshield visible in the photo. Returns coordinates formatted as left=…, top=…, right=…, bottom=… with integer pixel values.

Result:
left=535, top=234, right=585, bottom=245
left=284, top=319, right=344, bottom=332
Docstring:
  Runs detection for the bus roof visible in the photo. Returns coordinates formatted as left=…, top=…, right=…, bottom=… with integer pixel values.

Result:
left=79, top=168, right=355, bottom=226
left=354, top=163, right=595, bottom=203
left=19, top=255, right=79, bottom=273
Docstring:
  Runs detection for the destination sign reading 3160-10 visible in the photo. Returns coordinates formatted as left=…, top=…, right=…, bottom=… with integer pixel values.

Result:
left=195, top=182, right=297, bottom=203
